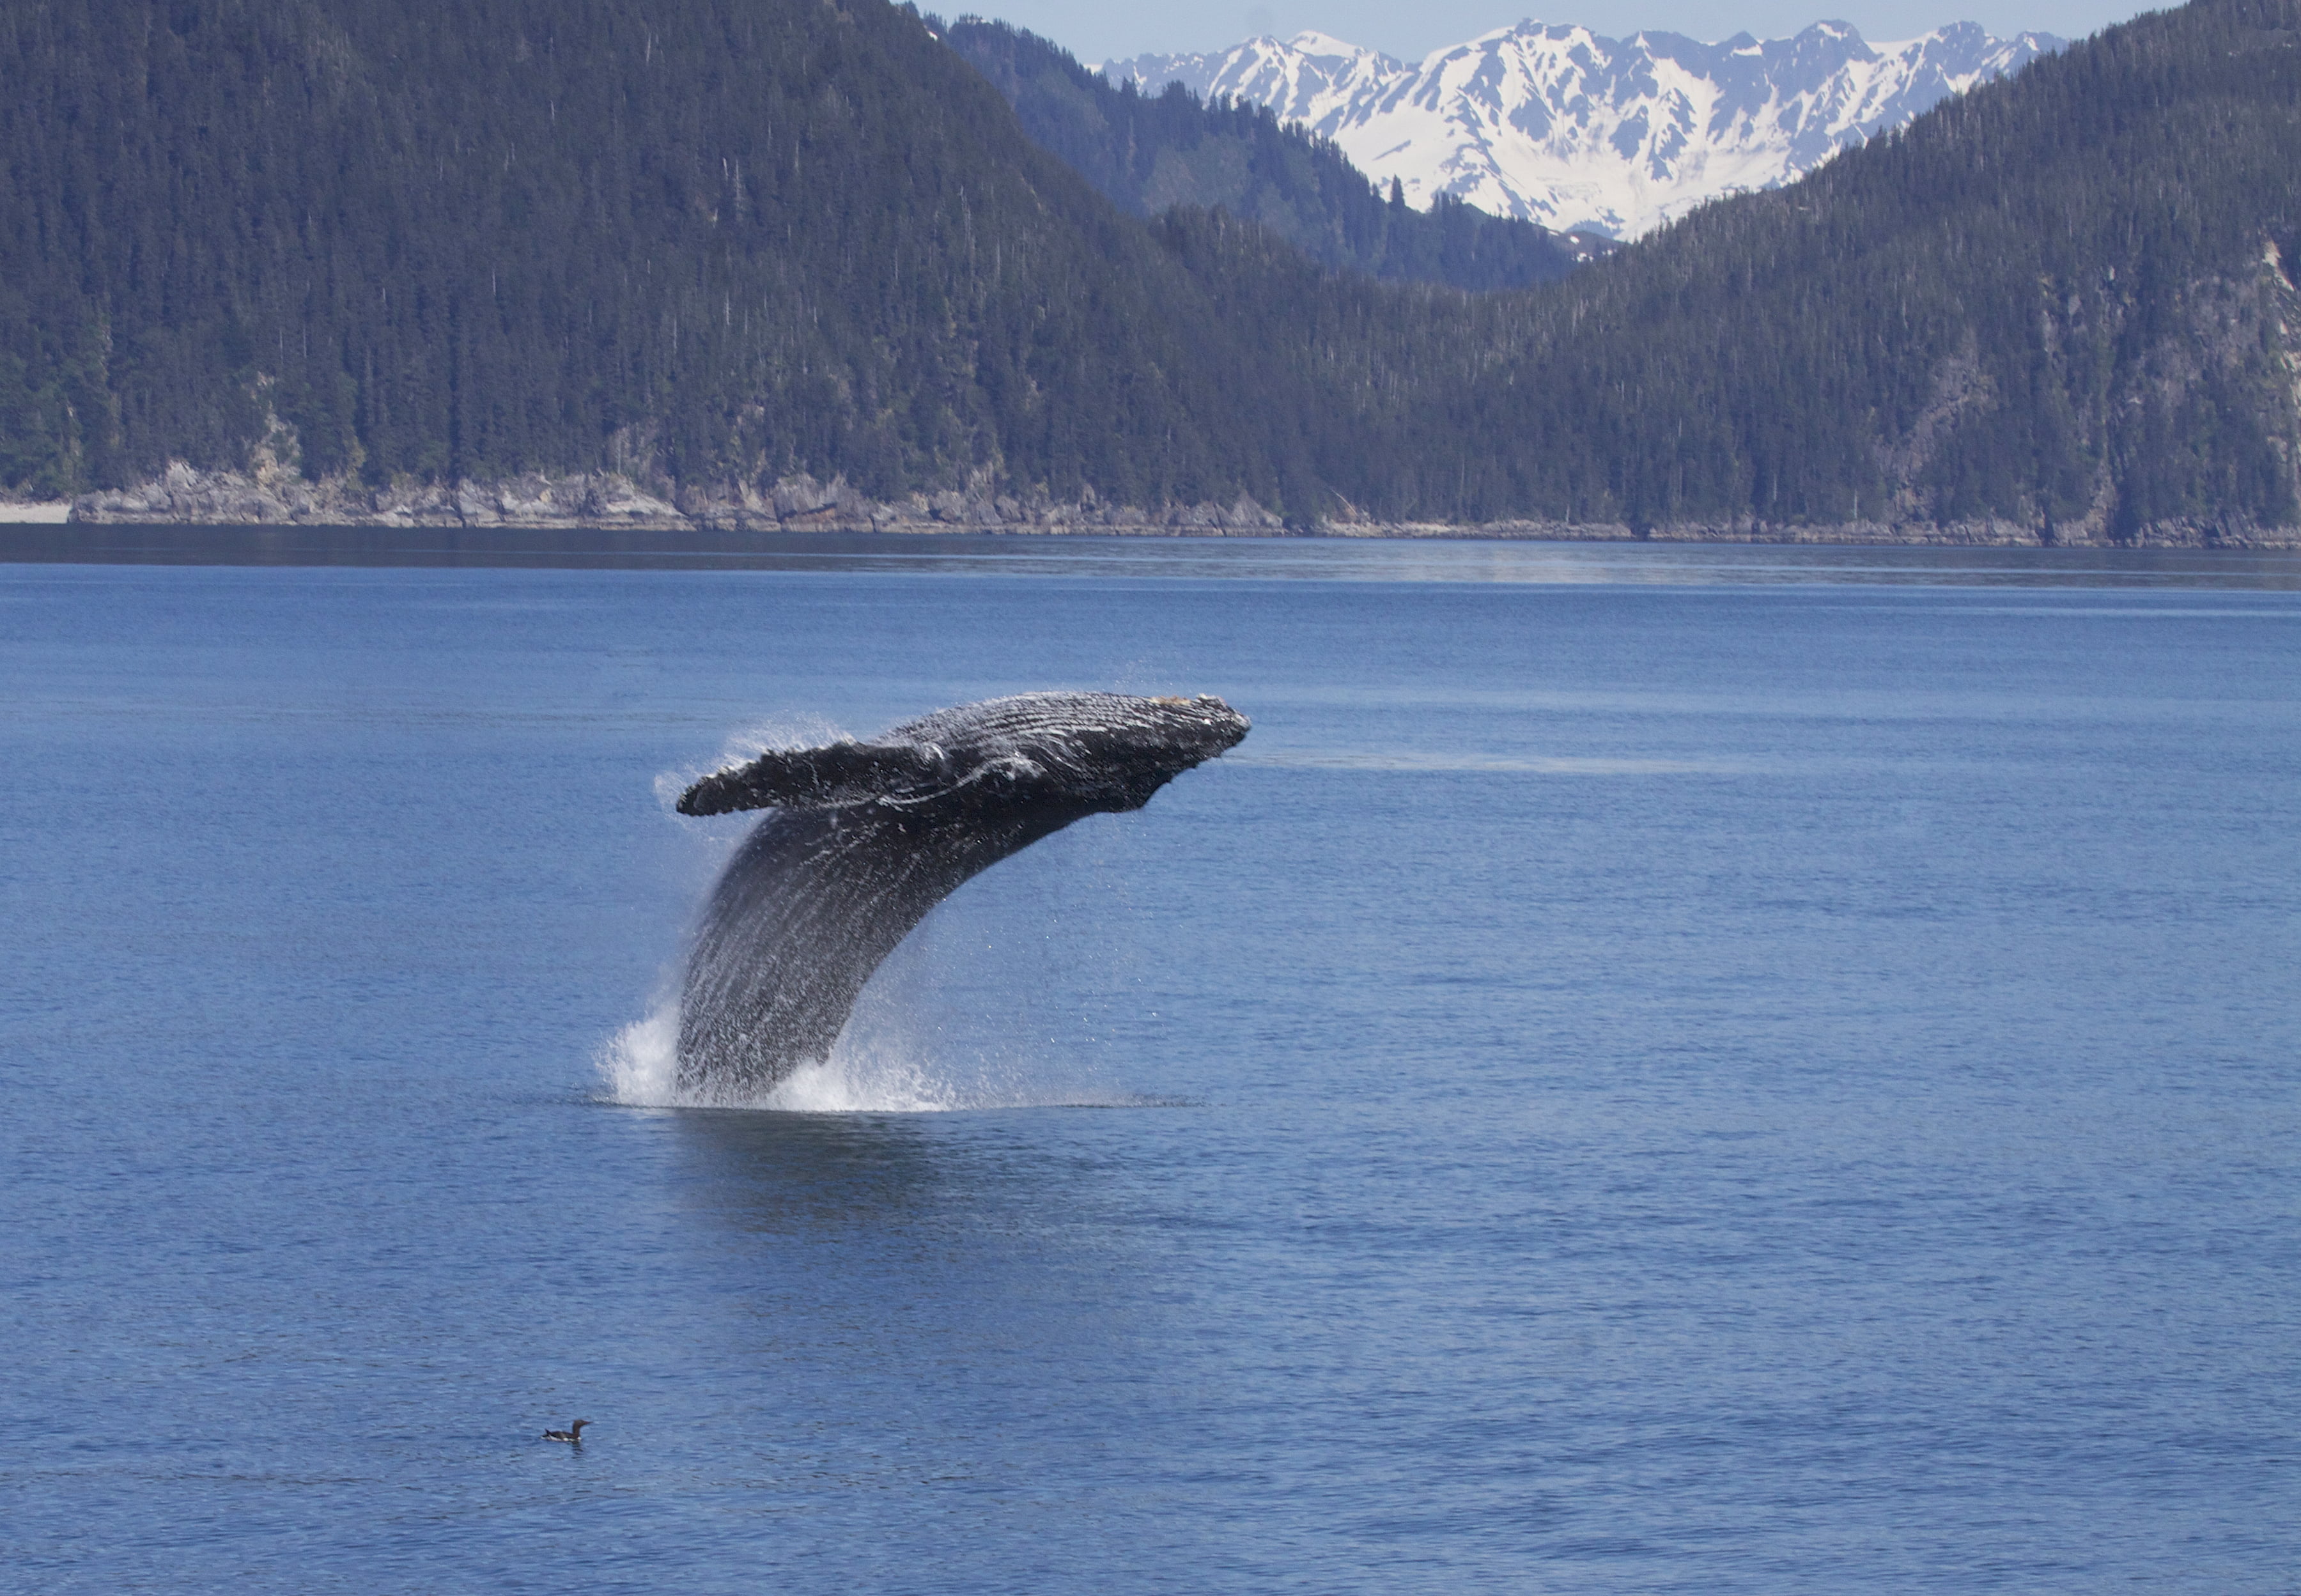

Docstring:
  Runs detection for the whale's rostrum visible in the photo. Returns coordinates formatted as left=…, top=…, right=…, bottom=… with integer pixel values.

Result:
left=673, top=692, right=1250, bottom=1098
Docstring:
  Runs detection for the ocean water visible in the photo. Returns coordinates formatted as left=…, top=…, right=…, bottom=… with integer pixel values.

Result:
left=1, top=535, right=2296, bottom=1593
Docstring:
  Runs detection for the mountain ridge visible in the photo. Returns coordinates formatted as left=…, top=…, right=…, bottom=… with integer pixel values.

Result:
left=1105, top=19, right=2061, bottom=238
left=940, top=17, right=1613, bottom=293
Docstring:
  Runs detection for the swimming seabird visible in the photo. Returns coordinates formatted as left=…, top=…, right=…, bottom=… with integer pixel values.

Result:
left=542, top=1420, right=593, bottom=1443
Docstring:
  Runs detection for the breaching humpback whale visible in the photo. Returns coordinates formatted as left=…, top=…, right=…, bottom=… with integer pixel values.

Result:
left=672, top=692, right=1250, bottom=1097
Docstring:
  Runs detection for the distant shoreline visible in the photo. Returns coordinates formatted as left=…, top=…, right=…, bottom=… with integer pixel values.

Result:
left=13, top=520, right=2301, bottom=559
left=34, top=463, right=2301, bottom=550
left=38, top=517, right=2301, bottom=553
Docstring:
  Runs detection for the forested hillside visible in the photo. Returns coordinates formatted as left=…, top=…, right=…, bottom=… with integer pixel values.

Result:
left=3, top=0, right=2298, bottom=542
left=1136, top=0, right=2301, bottom=539
left=0, top=0, right=1383, bottom=511
left=1434, top=0, right=2301, bottom=537
left=940, top=18, right=1609, bottom=291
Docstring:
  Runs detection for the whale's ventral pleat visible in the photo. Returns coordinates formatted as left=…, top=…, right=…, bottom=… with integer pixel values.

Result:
left=672, top=692, right=1250, bottom=1099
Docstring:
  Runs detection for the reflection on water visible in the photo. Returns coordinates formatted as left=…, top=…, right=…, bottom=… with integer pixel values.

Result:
left=663, top=1103, right=952, bottom=1234
left=1228, top=750, right=1746, bottom=773
left=7, top=522, right=2301, bottom=586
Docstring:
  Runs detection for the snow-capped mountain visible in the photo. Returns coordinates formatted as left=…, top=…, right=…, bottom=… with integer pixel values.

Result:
left=1103, top=19, right=2060, bottom=238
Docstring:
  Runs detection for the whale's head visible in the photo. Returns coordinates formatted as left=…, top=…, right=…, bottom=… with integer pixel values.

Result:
left=676, top=691, right=1249, bottom=817
left=961, top=691, right=1250, bottom=812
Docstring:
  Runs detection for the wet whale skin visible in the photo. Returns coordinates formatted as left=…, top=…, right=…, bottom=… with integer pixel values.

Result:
left=674, top=692, right=1250, bottom=1097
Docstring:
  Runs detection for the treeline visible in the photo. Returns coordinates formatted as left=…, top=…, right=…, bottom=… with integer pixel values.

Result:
left=1, top=0, right=2297, bottom=539
left=939, top=17, right=1608, bottom=293
left=0, top=0, right=1356, bottom=506
left=1113, top=0, right=2301, bottom=535
left=1432, top=0, right=2301, bottom=534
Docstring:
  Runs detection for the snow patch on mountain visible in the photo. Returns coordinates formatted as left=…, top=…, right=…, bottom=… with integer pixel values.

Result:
left=1103, top=19, right=2061, bottom=238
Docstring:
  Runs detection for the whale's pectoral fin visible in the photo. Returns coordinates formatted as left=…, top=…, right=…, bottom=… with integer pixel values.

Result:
left=676, top=740, right=957, bottom=815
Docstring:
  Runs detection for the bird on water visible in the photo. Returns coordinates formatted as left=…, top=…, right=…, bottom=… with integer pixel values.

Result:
left=543, top=1420, right=592, bottom=1443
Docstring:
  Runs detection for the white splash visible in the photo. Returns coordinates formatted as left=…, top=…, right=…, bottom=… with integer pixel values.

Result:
left=598, top=1000, right=989, bottom=1110
left=597, top=993, right=1142, bottom=1113
left=598, top=1000, right=687, bottom=1104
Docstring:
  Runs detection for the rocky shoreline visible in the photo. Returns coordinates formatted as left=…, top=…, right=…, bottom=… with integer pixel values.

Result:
left=38, top=463, right=2301, bottom=548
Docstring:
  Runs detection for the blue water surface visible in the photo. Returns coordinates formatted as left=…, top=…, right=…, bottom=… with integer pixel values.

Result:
left=1, top=536, right=2295, bottom=1593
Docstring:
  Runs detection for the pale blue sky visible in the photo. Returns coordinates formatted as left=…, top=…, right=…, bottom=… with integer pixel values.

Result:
left=973, top=0, right=2160, bottom=65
